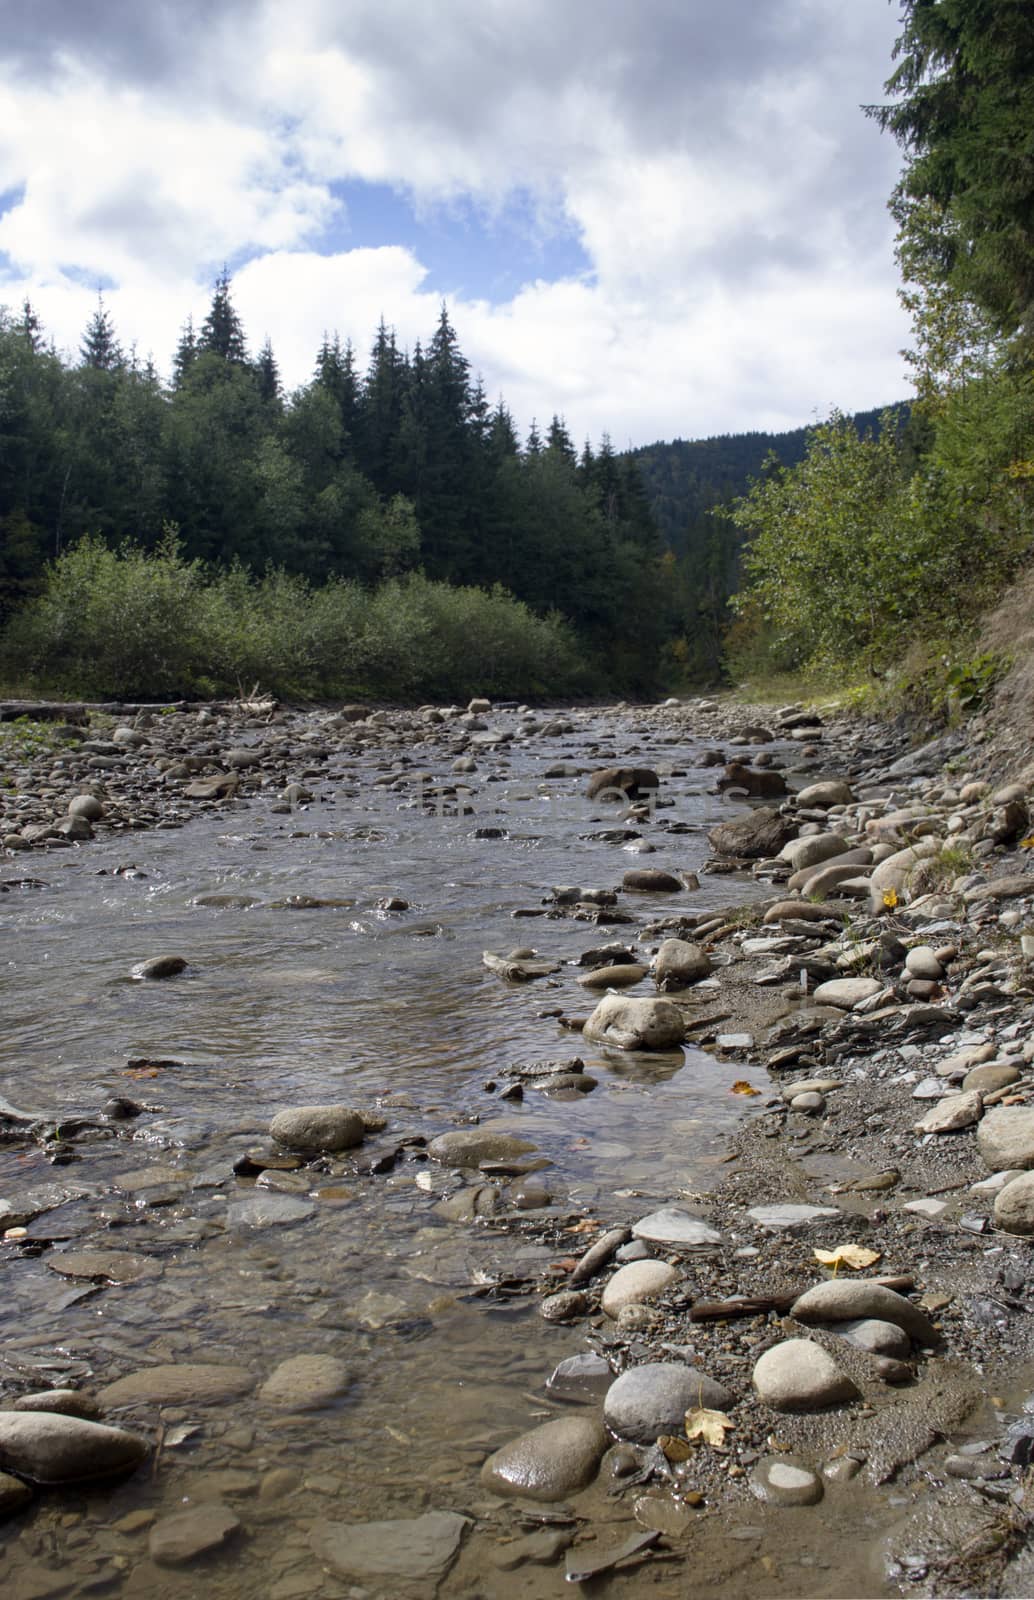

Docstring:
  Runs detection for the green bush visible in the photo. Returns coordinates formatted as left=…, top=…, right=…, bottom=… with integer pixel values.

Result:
left=0, top=535, right=587, bottom=702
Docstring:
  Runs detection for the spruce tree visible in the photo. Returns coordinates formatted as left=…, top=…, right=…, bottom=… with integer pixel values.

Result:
left=197, top=271, right=248, bottom=363
left=80, top=297, right=123, bottom=370
left=255, top=337, right=282, bottom=407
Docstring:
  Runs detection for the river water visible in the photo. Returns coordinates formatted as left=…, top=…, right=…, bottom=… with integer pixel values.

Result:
left=1, top=711, right=784, bottom=1596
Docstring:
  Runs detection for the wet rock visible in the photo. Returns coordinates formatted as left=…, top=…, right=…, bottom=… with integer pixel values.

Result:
left=269, top=1105, right=365, bottom=1152
left=622, top=868, right=684, bottom=893
left=540, top=1289, right=588, bottom=1322
left=604, top=1363, right=733, bottom=1443
left=708, top=809, right=797, bottom=859
left=577, top=962, right=647, bottom=988
left=313, top=1510, right=471, bottom=1581
left=634, top=1495, right=696, bottom=1535
left=9, top=1390, right=102, bottom=1420
left=0, top=1470, right=33, bottom=1518
left=582, top=994, right=685, bottom=1051
left=546, top=1353, right=614, bottom=1401
left=226, top=1193, right=316, bottom=1227
left=149, top=1502, right=241, bottom=1566
left=586, top=767, right=659, bottom=801
left=993, top=1173, right=1034, bottom=1235
left=428, top=1128, right=537, bottom=1166
left=435, top=1184, right=500, bottom=1220
left=653, top=938, right=712, bottom=990
left=131, top=954, right=187, bottom=979
left=717, top=762, right=787, bottom=798
left=258, top=1355, right=351, bottom=1409
left=0, top=1413, right=149, bottom=1484
left=752, top=1339, right=859, bottom=1412
left=812, top=976, right=883, bottom=1009
left=632, top=1208, right=722, bottom=1249
left=45, top=1249, right=162, bottom=1283
left=790, top=1281, right=939, bottom=1344
left=480, top=1415, right=608, bottom=1501
left=490, top=1527, right=575, bottom=1568
left=835, top=1319, right=912, bottom=1359
left=978, top=1107, right=1034, bottom=1171
left=601, top=1260, right=677, bottom=1317
left=750, top=1454, right=825, bottom=1505
left=97, top=1363, right=256, bottom=1408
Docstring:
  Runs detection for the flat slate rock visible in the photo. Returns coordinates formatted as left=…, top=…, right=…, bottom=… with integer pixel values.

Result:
left=97, top=1363, right=256, bottom=1407
left=747, top=1205, right=841, bottom=1231
left=258, top=1355, right=350, bottom=1410
left=312, top=1511, right=471, bottom=1580
left=225, top=1193, right=315, bottom=1228
left=149, top=1502, right=240, bottom=1566
left=632, top=1208, right=723, bottom=1249
left=45, top=1250, right=162, bottom=1283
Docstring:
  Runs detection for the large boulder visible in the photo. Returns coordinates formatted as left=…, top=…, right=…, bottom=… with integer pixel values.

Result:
left=582, top=994, right=685, bottom=1051
left=708, top=809, right=797, bottom=859
left=0, top=1414, right=149, bottom=1485
left=586, top=768, right=659, bottom=802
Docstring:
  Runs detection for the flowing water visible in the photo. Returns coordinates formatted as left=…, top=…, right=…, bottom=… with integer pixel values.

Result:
left=0, top=714, right=827, bottom=1597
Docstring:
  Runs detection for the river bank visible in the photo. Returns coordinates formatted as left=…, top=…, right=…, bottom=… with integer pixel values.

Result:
left=1, top=692, right=1032, bottom=1598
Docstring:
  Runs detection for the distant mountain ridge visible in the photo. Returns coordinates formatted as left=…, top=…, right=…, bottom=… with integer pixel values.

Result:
left=631, top=403, right=909, bottom=553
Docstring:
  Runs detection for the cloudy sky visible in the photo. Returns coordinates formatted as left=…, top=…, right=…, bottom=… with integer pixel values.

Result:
left=0, top=0, right=911, bottom=447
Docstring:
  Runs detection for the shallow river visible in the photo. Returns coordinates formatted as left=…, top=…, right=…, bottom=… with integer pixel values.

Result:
left=0, top=712, right=814, bottom=1597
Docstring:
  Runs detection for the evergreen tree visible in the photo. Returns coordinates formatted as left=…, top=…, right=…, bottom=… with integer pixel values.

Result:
left=314, top=334, right=359, bottom=452
left=255, top=337, right=282, bottom=407
left=80, top=297, right=123, bottom=370
left=197, top=271, right=248, bottom=364
left=172, top=316, right=198, bottom=388
left=358, top=320, right=408, bottom=495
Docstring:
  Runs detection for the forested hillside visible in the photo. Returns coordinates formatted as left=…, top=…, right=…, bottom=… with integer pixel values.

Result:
left=0, top=284, right=669, bottom=695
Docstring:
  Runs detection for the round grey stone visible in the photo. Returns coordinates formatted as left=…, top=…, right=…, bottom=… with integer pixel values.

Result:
left=258, top=1355, right=351, bottom=1409
left=604, top=1363, right=733, bottom=1444
left=752, top=1339, right=858, bottom=1412
left=428, top=1129, right=537, bottom=1166
left=790, top=1281, right=938, bottom=1345
left=978, top=1107, right=1034, bottom=1171
left=835, top=1318, right=912, bottom=1359
left=269, top=1105, right=365, bottom=1152
left=750, top=1454, right=824, bottom=1505
left=0, top=1413, right=149, bottom=1485
left=601, top=1260, right=677, bottom=1318
left=994, top=1172, right=1034, bottom=1235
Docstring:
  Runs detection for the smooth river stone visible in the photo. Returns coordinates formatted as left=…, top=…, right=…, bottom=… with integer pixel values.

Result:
left=258, top=1355, right=351, bottom=1410
left=97, top=1363, right=256, bottom=1408
left=313, top=1511, right=471, bottom=1581
left=601, top=1260, right=677, bottom=1318
left=604, top=1363, right=733, bottom=1444
left=226, top=1193, right=315, bottom=1228
left=752, top=1339, right=859, bottom=1412
left=653, top=938, right=712, bottom=989
left=994, top=1173, right=1034, bottom=1236
left=779, top=833, right=849, bottom=871
left=428, top=1129, right=537, bottom=1167
left=790, top=1281, right=938, bottom=1345
left=835, top=1319, right=912, bottom=1359
left=581, top=993, right=685, bottom=1051
left=577, top=963, right=648, bottom=989
left=632, top=1208, right=723, bottom=1249
left=45, top=1250, right=162, bottom=1283
left=978, top=1107, right=1034, bottom=1171
left=9, top=1390, right=102, bottom=1420
left=750, top=1454, right=825, bottom=1505
left=480, top=1415, right=608, bottom=1502
left=149, top=1502, right=241, bottom=1566
left=811, top=977, right=883, bottom=1009
left=0, top=1413, right=148, bottom=1484
left=963, top=1063, right=1021, bottom=1095
left=0, top=1469, right=33, bottom=1517
left=269, top=1105, right=365, bottom=1152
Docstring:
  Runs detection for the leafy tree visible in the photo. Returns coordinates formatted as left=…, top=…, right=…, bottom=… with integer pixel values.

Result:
left=868, top=0, right=1034, bottom=353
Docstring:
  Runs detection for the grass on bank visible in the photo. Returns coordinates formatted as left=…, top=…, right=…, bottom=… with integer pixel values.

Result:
left=0, top=534, right=589, bottom=703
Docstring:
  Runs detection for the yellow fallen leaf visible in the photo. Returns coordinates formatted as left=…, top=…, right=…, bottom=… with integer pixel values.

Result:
left=684, top=1407, right=734, bottom=1447
left=658, top=1434, right=693, bottom=1463
left=814, top=1244, right=882, bottom=1272
left=731, top=1080, right=760, bottom=1096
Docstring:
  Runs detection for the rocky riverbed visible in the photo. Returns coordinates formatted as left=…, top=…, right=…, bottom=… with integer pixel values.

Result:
left=1, top=692, right=1033, bottom=1598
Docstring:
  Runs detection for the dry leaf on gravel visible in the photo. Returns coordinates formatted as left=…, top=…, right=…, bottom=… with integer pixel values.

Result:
left=684, top=1407, right=734, bottom=1446
left=813, top=1244, right=882, bottom=1271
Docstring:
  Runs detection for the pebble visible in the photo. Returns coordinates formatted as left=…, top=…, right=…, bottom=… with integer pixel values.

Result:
left=993, top=1172, right=1034, bottom=1235
left=97, top=1363, right=256, bottom=1407
left=977, top=1107, right=1034, bottom=1170
left=835, top=1319, right=912, bottom=1359
left=905, top=946, right=945, bottom=981
left=746, top=1204, right=841, bottom=1231
left=226, top=1193, right=316, bottom=1227
left=257, top=1355, right=351, bottom=1409
left=540, top=1290, right=588, bottom=1322
left=427, top=1129, right=537, bottom=1166
left=131, top=954, right=188, bottom=979
left=811, top=977, right=883, bottom=1009
left=913, top=1090, right=984, bottom=1134
left=9, top=1390, right=102, bottom=1420
left=546, top=1353, right=614, bottom=1400
left=601, top=1260, right=677, bottom=1317
left=604, top=1362, right=733, bottom=1443
left=752, top=1339, right=859, bottom=1412
left=750, top=1454, right=824, bottom=1505
left=480, top=1415, right=608, bottom=1501
left=0, top=1470, right=34, bottom=1516
left=582, top=993, right=686, bottom=1051
left=269, top=1105, right=366, bottom=1152
left=790, top=1281, right=938, bottom=1345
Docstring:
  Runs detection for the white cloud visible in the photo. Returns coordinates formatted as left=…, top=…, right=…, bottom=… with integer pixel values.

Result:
left=0, top=0, right=913, bottom=444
